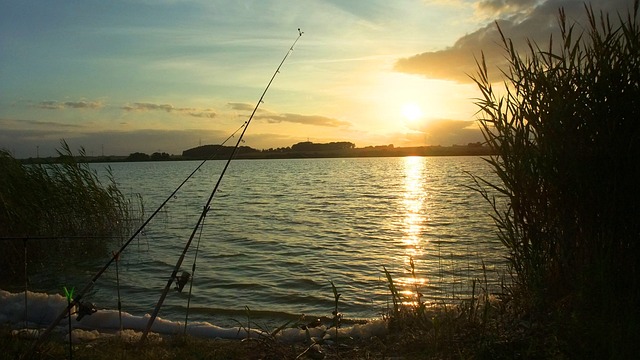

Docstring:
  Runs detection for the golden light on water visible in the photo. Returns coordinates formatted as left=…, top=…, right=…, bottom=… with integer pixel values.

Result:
left=398, top=156, right=429, bottom=304
left=402, top=156, right=426, bottom=252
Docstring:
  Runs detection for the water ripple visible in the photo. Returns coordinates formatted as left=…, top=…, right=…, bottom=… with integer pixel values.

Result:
left=7, top=157, right=507, bottom=326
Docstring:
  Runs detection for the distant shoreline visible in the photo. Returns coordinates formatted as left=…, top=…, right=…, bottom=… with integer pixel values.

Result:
left=19, top=144, right=495, bottom=164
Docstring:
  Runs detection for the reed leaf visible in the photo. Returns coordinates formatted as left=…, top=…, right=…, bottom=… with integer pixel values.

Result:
left=0, top=140, right=142, bottom=278
left=470, top=2, right=640, bottom=357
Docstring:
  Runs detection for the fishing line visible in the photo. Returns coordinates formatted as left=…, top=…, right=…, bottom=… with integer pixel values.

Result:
left=113, top=251, right=123, bottom=332
left=23, top=239, right=28, bottom=329
left=23, top=123, right=247, bottom=358
left=140, top=29, right=304, bottom=341
left=183, top=210, right=207, bottom=333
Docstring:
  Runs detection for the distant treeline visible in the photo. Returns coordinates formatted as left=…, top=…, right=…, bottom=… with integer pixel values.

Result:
left=127, top=152, right=172, bottom=161
left=181, top=141, right=356, bottom=159
left=180, top=141, right=493, bottom=160
left=290, top=141, right=355, bottom=152
left=181, top=145, right=259, bottom=159
left=19, top=141, right=494, bottom=164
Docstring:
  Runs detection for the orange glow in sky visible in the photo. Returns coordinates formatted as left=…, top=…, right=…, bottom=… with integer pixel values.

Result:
left=1, top=1, right=627, bottom=157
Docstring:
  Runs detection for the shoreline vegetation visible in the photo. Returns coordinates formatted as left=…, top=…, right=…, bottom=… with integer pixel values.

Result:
left=0, top=142, right=142, bottom=280
left=17, top=141, right=495, bottom=164
left=469, top=1, right=640, bottom=358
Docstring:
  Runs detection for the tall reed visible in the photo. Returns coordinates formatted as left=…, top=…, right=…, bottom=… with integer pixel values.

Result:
left=471, top=1, right=640, bottom=356
left=0, top=141, right=140, bottom=278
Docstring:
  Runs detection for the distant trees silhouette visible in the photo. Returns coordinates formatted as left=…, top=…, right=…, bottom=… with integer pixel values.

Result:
left=290, top=141, right=355, bottom=152
left=181, top=145, right=257, bottom=159
left=181, top=142, right=357, bottom=159
left=151, top=152, right=171, bottom=161
left=126, top=152, right=150, bottom=161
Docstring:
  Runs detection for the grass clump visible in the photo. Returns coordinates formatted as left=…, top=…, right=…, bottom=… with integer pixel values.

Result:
left=0, top=141, right=139, bottom=277
left=381, top=260, right=538, bottom=359
left=472, top=1, right=640, bottom=357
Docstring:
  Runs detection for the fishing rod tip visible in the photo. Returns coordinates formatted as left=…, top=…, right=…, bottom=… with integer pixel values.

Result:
left=298, top=28, right=304, bottom=36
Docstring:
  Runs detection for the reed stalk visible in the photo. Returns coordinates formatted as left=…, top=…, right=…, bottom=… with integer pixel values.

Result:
left=0, top=140, right=141, bottom=277
left=471, top=1, right=640, bottom=356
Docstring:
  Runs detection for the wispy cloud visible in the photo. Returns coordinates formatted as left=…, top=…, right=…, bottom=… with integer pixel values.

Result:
left=122, top=102, right=175, bottom=112
left=255, top=113, right=351, bottom=127
left=36, top=100, right=103, bottom=110
left=187, top=110, right=216, bottom=119
left=228, top=103, right=349, bottom=127
left=0, top=118, right=83, bottom=130
left=227, top=102, right=256, bottom=112
left=405, top=118, right=484, bottom=145
left=121, top=102, right=216, bottom=118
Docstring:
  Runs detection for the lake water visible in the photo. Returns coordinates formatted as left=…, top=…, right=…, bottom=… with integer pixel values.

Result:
left=6, top=156, right=508, bottom=328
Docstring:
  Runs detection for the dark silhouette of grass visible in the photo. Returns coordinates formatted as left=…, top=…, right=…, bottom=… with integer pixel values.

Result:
left=471, top=1, right=640, bottom=357
left=0, top=140, right=141, bottom=278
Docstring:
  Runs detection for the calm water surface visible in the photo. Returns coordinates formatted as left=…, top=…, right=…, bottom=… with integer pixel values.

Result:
left=16, top=156, right=507, bottom=327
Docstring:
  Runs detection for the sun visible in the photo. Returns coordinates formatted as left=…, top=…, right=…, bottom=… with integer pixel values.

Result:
left=401, top=103, right=424, bottom=122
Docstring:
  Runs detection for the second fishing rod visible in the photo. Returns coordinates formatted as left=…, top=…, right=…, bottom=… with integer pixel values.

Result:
left=140, top=29, right=304, bottom=341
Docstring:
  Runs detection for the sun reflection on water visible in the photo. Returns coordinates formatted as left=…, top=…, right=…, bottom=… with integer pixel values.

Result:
left=397, top=156, right=429, bottom=305
left=401, top=156, right=427, bottom=254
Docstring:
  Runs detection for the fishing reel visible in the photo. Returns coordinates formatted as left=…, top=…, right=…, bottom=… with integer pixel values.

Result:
left=75, top=301, right=97, bottom=321
left=174, top=271, right=191, bottom=292
left=63, top=300, right=97, bottom=321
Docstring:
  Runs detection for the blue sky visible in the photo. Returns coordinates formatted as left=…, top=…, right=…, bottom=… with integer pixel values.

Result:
left=1, top=0, right=634, bottom=157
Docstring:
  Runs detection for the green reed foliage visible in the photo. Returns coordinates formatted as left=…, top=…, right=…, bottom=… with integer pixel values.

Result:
left=0, top=141, right=138, bottom=270
left=329, top=281, right=342, bottom=338
left=472, top=2, right=640, bottom=356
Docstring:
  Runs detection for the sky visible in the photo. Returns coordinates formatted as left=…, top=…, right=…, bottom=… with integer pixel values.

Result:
left=0, top=0, right=635, bottom=158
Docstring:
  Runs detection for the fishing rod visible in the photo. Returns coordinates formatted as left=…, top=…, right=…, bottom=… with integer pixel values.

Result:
left=140, top=28, right=304, bottom=341
left=183, top=208, right=207, bottom=332
left=22, top=123, right=247, bottom=359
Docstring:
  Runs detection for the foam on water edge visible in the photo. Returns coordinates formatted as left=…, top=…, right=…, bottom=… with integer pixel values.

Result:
left=1, top=289, right=387, bottom=343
